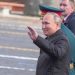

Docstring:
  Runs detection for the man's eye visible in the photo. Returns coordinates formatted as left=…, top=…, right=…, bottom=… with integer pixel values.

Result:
left=42, top=22, right=50, bottom=25
left=60, top=4, right=62, bottom=6
left=63, top=4, right=67, bottom=6
left=60, top=4, right=67, bottom=6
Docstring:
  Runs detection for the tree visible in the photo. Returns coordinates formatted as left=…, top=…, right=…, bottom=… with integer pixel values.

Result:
left=23, top=0, right=40, bottom=16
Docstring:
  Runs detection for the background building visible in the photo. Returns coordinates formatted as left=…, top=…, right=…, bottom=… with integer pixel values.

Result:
left=0, top=0, right=60, bottom=16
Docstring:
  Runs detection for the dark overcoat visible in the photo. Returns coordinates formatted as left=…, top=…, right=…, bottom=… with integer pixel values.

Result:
left=63, top=12, right=75, bottom=35
left=34, top=29, right=70, bottom=75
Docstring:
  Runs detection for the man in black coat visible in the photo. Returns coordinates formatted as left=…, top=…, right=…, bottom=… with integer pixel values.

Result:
left=60, top=0, right=75, bottom=35
left=27, top=12, right=70, bottom=75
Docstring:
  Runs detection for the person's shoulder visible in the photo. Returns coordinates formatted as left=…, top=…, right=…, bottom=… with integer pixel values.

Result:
left=69, top=12, right=75, bottom=23
left=57, top=30, right=69, bottom=41
left=67, top=12, right=75, bottom=23
left=72, top=12, right=75, bottom=15
left=53, top=29, right=68, bottom=41
left=70, top=12, right=75, bottom=18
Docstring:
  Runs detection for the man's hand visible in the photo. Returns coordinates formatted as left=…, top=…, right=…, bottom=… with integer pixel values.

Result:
left=27, top=26, right=38, bottom=41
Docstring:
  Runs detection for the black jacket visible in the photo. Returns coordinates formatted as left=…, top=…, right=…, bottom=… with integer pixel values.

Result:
left=63, top=12, right=75, bottom=35
left=34, top=29, right=70, bottom=75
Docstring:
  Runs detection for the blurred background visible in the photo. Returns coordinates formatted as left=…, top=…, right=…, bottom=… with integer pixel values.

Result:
left=0, top=0, right=60, bottom=16
left=0, top=0, right=61, bottom=75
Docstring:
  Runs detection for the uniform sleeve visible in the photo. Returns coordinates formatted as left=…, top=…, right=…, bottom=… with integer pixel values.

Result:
left=33, top=36, right=69, bottom=59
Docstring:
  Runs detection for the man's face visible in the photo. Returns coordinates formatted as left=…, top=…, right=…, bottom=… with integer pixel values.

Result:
left=60, top=0, right=73, bottom=17
left=42, top=13, right=58, bottom=36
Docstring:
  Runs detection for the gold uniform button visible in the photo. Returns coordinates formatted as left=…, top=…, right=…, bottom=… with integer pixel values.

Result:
left=70, top=63, right=74, bottom=69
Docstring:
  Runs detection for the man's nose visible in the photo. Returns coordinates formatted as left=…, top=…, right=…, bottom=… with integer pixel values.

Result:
left=42, top=24, right=46, bottom=29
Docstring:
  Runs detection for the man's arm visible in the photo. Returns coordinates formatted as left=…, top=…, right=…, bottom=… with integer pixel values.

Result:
left=27, top=26, right=69, bottom=59
left=33, top=36, right=69, bottom=59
